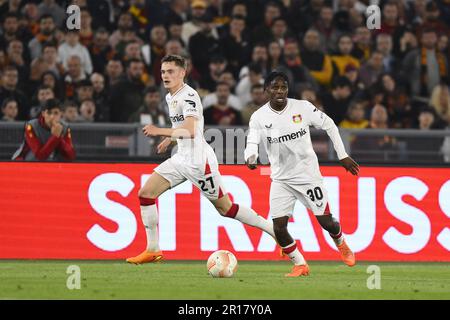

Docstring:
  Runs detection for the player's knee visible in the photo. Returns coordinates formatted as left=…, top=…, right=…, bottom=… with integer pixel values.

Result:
left=273, top=223, right=288, bottom=237
left=138, top=187, right=157, bottom=199
left=216, top=203, right=232, bottom=217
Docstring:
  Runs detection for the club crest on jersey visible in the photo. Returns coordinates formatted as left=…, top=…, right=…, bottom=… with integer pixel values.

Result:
left=170, top=100, right=178, bottom=109
left=292, top=114, right=302, bottom=123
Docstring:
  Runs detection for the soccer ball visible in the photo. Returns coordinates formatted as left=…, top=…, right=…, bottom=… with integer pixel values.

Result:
left=206, top=250, right=238, bottom=278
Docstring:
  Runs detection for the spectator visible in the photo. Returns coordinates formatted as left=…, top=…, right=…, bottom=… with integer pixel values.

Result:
left=376, top=33, right=398, bottom=73
left=28, top=14, right=62, bottom=60
left=109, top=58, right=145, bottom=122
left=182, top=0, right=218, bottom=45
left=320, top=76, right=353, bottom=125
left=358, top=51, right=386, bottom=89
left=37, top=0, right=65, bottom=28
left=301, top=28, right=334, bottom=87
left=429, top=83, right=450, bottom=125
left=236, top=62, right=264, bottom=107
left=30, top=42, right=64, bottom=82
left=416, top=1, right=448, bottom=38
left=267, top=40, right=283, bottom=71
left=376, top=73, right=413, bottom=128
left=220, top=14, right=250, bottom=76
left=128, top=0, right=151, bottom=39
left=270, top=17, right=293, bottom=49
left=218, top=70, right=237, bottom=93
left=40, top=70, right=63, bottom=100
left=90, top=73, right=110, bottom=122
left=109, top=12, right=143, bottom=51
left=75, top=79, right=94, bottom=104
left=351, top=26, right=372, bottom=62
left=6, top=38, right=29, bottom=88
left=199, top=54, right=227, bottom=93
left=11, top=98, right=76, bottom=161
left=202, top=78, right=242, bottom=111
left=142, top=24, right=167, bottom=84
left=104, top=57, right=123, bottom=87
left=1, top=98, right=19, bottom=121
left=402, top=28, right=448, bottom=100
left=123, top=40, right=144, bottom=63
left=343, top=63, right=364, bottom=93
left=78, top=99, right=96, bottom=122
left=406, top=108, right=444, bottom=161
left=313, top=5, right=340, bottom=53
left=166, top=16, right=185, bottom=47
left=29, top=84, right=54, bottom=119
left=239, top=43, right=268, bottom=79
left=0, top=65, right=28, bottom=120
left=298, top=83, right=324, bottom=111
left=79, top=7, right=94, bottom=47
left=204, top=82, right=243, bottom=125
left=339, top=101, right=369, bottom=129
left=251, top=1, right=281, bottom=45
left=188, top=13, right=221, bottom=76
left=331, top=34, right=361, bottom=76
left=351, top=104, right=398, bottom=161
left=89, top=28, right=115, bottom=74
left=0, top=12, right=20, bottom=49
left=63, top=55, right=86, bottom=99
left=62, top=100, right=80, bottom=123
left=58, top=30, right=93, bottom=76
left=241, top=83, right=266, bottom=125
left=164, top=38, right=185, bottom=57
left=128, top=86, right=169, bottom=125
left=282, top=39, right=318, bottom=92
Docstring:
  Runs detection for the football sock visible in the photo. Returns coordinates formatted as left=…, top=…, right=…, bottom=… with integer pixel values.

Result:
left=139, top=197, right=160, bottom=252
left=225, top=204, right=276, bottom=239
left=282, top=242, right=306, bottom=265
left=330, top=226, right=344, bottom=246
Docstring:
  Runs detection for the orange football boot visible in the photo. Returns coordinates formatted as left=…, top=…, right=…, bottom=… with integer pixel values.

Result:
left=126, top=250, right=164, bottom=264
left=285, top=264, right=310, bottom=277
left=337, top=240, right=356, bottom=266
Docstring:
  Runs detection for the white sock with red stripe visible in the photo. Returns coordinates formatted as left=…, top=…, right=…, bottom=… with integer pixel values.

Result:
left=282, top=242, right=306, bottom=266
left=225, top=204, right=275, bottom=239
left=139, top=197, right=160, bottom=252
left=330, top=226, right=344, bottom=246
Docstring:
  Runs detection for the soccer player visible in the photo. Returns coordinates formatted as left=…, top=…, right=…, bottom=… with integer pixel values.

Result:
left=244, top=71, right=359, bottom=277
left=126, top=54, right=275, bottom=264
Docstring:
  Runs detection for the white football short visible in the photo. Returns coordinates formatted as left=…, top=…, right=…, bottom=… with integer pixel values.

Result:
left=154, top=152, right=227, bottom=201
left=269, top=180, right=331, bottom=218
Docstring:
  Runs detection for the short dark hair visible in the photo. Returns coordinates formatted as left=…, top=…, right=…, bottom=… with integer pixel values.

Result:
left=332, top=76, right=352, bottom=89
left=161, top=54, right=187, bottom=69
left=2, top=12, right=19, bottom=23
left=248, top=62, right=263, bottom=74
left=251, top=83, right=264, bottom=92
left=264, top=70, right=289, bottom=89
left=126, top=58, right=143, bottom=68
left=1, top=97, right=17, bottom=109
left=42, top=98, right=61, bottom=111
left=39, top=14, right=54, bottom=23
left=144, top=86, right=160, bottom=95
left=37, top=84, right=53, bottom=92
left=42, top=41, right=57, bottom=51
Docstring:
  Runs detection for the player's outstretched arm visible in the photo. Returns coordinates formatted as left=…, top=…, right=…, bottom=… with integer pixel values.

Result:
left=244, top=116, right=260, bottom=170
left=339, top=156, right=359, bottom=176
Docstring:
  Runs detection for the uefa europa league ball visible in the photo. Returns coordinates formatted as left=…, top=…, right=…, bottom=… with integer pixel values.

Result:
left=206, top=250, right=238, bottom=278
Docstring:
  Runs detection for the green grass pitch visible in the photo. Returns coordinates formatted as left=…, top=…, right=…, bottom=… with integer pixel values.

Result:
left=1, top=260, right=449, bottom=300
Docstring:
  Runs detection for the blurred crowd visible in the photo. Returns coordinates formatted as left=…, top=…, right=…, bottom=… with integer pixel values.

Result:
left=0, top=0, right=449, bottom=133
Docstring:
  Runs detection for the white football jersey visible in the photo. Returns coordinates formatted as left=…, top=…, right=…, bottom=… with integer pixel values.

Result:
left=165, top=84, right=214, bottom=163
left=245, top=99, right=348, bottom=184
